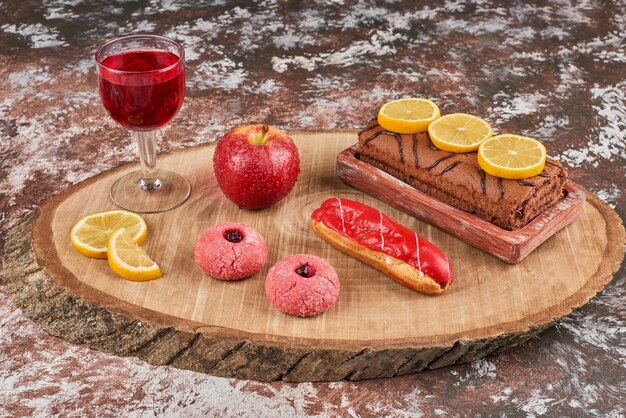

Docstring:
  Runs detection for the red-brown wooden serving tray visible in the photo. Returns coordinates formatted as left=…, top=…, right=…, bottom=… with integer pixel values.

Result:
left=336, top=145, right=586, bottom=263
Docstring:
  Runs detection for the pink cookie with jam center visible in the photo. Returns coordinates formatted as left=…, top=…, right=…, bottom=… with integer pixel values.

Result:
left=194, top=222, right=267, bottom=280
left=265, top=254, right=340, bottom=317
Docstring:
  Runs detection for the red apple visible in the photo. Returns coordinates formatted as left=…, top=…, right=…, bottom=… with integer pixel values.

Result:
left=213, top=124, right=300, bottom=209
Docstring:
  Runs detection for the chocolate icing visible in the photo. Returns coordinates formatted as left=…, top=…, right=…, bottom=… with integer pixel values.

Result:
left=497, top=178, right=505, bottom=199
left=441, top=161, right=460, bottom=174
left=479, top=169, right=487, bottom=193
left=364, top=130, right=404, bottom=163
left=393, top=132, right=404, bottom=163
left=428, top=154, right=455, bottom=170
left=358, top=121, right=380, bottom=136
left=412, top=134, right=418, bottom=167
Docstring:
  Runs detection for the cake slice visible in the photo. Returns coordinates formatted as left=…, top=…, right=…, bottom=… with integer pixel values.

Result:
left=356, top=119, right=568, bottom=230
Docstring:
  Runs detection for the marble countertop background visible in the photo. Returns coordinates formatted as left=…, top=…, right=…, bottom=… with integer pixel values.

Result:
left=1, top=0, right=624, bottom=416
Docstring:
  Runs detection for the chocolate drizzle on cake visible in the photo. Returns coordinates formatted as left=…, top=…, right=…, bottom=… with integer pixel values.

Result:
left=363, top=129, right=387, bottom=145
left=358, top=122, right=380, bottom=136
left=428, top=154, right=455, bottom=170
left=538, top=173, right=550, bottom=178
left=497, top=178, right=505, bottom=199
left=479, top=169, right=487, bottom=193
left=517, top=180, right=538, bottom=187
left=441, top=161, right=460, bottom=174
left=412, top=134, right=418, bottom=167
left=426, top=135, right=456, bottom=169
left=364, top=129, right=404, bottom=163
left=393, top=132, right=404, bottom=163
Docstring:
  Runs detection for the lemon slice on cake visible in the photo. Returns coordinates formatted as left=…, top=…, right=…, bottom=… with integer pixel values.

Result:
left=70, top=210, right=147, bottom=258
left=378, top=98, right=440, bottom=134
left=107, top=228, right=161, bottom=281
left=478, top=134, right=547, bottom=179
left=428, top=113, right=493, bottom=153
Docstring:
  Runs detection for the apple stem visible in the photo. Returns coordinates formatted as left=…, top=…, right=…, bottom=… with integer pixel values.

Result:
left=260, top=125, right=269, bottom=144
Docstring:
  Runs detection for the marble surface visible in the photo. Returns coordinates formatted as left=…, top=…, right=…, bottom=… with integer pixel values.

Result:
left=1, top=0, right=625, bottom=416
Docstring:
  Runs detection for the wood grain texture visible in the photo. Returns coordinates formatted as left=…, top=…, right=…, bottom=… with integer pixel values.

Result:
left=3, top=132, right=625, bottom=382
left=337, top=145, right=586, bottom=263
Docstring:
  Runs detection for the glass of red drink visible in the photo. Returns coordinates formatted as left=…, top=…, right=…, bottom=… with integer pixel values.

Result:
left=95, top=34, right=190, bottom=213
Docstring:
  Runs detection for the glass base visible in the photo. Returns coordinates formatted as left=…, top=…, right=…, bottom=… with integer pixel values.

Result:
left=110, top=169, right=191, bottom=213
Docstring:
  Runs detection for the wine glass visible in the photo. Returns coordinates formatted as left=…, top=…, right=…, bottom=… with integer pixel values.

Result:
left=95, top=34, right=190, bottom=213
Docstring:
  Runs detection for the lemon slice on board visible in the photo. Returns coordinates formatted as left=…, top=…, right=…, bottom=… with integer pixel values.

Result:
left=70, top=210, right=147, bottom=258
left=428, top=113, right=493, bottom=153
left=378, top=98, right=441, bottom=134
left=478, top=134, right=547, bottom=179
left=107, top=228, right=161, bottom=281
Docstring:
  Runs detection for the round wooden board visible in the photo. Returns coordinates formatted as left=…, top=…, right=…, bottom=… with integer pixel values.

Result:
left=3, top=132, right=625, bottom=382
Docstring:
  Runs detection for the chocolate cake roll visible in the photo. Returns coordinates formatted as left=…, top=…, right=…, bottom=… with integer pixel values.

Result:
left=357, top=119, right=568, bottom=230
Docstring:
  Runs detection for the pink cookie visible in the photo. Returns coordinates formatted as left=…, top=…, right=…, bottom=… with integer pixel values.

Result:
left=265, top=254, right=340, bottom=317
left=194, top=222, right=267, bottom=280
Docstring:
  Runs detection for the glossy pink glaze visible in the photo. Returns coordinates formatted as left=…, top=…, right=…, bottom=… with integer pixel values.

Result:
left=311, top=198, right=453, bottom=285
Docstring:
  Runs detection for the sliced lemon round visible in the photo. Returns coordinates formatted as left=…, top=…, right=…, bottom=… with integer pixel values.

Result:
left=478, top=134, right=547, bottom=179
left=70, top=210, right=147, bottom=258
left=107, top=228, right=161, bottom=281
left=378, top=98, right=441, bottom=134
left=428, top=113, right=493, bottom=153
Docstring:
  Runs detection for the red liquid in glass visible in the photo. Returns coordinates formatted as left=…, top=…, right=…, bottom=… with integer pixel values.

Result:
left=98, top=49, right=185, bottom=130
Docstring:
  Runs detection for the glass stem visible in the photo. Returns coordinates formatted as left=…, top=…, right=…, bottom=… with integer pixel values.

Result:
left=135, top=130, right=161, bottom=190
